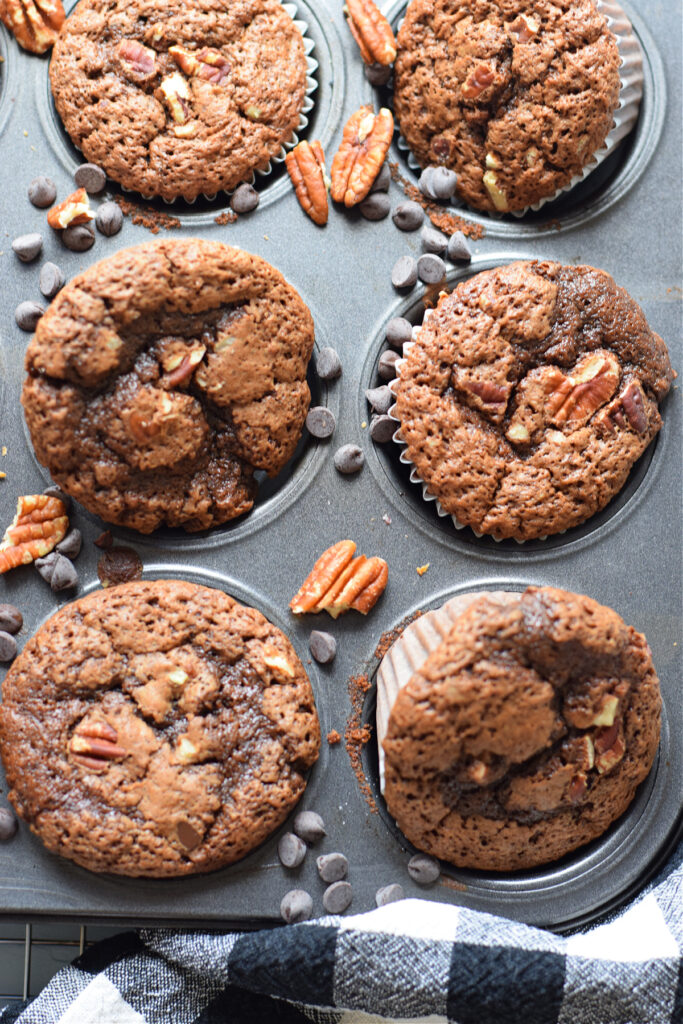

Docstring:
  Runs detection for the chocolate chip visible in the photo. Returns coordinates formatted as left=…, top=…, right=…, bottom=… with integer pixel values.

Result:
left=359, top=192, right=390, bottom=220
left=15, top=301, right=44, bottom=332
left=364, top=62, right=391, bottom=87
left=309, top=630, right=336, bottom=664
left=278, top=832, right=307, bottom=868
left=385, top=316, right=413, bottom=348
left=392, top=201, right=424, bottom=231
left=35, top=551, right=58, bottom=583
left=323, top=880, right=352, bottom=914
left=407, top=853, right=441, bottom=885
left=56, top=529, right=82, bottom=559
left=62, top=223, right=95, bottom=252
left=39, top=261, right=65, bottom=298
left=418, top=167, right=438, bottom=201
left=316, top=852, right=348, bottom=883
left=306, top=406, right=336, bottom=439
left=446, top=230, right=472, bottom=263
left=280, top=889, right=313, bottom=923
left=231, top=183, right=260, bottom=214
left=74, top=163, right=107, bottom=194
left=0, top=604, right=22, bottom=635
left=334, top=444, right=364, bottom=475
left=0, top=632, right=18, bottom=663
left=417, top=253, right=446, bottom=284
left=365, top=384, right=393, bottom=414
left=176, top=821, right=201, bottom=850
left=430, top=166, right=458, bottom=200
left=370, top=162, right=391, bottom=193
left=316, top=347, right=342, bottom=381
left=375, top=883, right=405, bottom=907
left=96, top=201, right=123, bottom=237
left=391, top=255, right=417, bottom=289
left=43, top=485, right=71, bottom=509
left=421, top=225, right=447, bottom=254
left=97, top=547, right=143, bottom=587
left=50, top=555, right=79, bottom=591
left=28, top=176, right=56, bottom=208
left=0, top=808, right=17, bottom=842
left=293, top=810, right=326, bottom=843
left=378, top=349, right=400, bottom=381
left=12, top=233, right=43, bottom=263
left=370, top=414, right=395, bottom=443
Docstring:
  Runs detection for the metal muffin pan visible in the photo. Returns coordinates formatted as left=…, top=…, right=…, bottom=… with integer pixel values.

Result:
left=0, top=0, right=680, bottom=931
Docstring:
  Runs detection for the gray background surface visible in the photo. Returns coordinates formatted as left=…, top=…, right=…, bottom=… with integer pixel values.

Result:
left=0, top=0, right=681, bottom=1007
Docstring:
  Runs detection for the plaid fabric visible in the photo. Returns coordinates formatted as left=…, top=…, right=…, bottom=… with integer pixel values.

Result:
left=3, top=838, right=681, bottom=1024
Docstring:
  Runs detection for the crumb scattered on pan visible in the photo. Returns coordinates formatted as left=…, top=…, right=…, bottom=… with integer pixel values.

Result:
left=113, top=196, right=180, bottom=234
left=214, top=211, right=237, bottom=225
left=389, top=163, right=485, bottom=240
left=327, top=729, right=341, bottom=745
left=416, top=563, right=429, bottom=576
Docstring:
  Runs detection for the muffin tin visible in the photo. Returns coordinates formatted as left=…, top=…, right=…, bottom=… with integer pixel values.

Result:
left=0, top=0, right=680, bottom=931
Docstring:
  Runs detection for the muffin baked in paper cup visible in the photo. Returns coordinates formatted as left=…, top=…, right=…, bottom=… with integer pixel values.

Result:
left=393, top=0, right=643, bottom=217
left=376, top=591, right=512, bottom=791
left=117, top=2, right=318, bottom=205
left=386, top=320, right=543, bottom=544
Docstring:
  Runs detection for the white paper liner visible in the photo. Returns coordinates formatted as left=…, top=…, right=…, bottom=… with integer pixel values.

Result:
left=376, top=590, right=514, bottom=791
left=117, top=1, right=318, bottom=205
left=387, top=313, right=557, bottom=544
left=392, top=0, right=643, bottom=217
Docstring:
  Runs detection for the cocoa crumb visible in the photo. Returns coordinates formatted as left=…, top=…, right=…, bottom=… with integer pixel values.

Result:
left=327, top=729, right=341, bottom=745
left=345, top=673, right=376, bottom=812
left=439, top=876, right=468, bottom=892
left=214, top=210, right=238, bottom=225
left=389, top=163, right=485, bottom=241
left=374, top=610, right=422, bottom=660
left=113, top=196, right=181, bottom=234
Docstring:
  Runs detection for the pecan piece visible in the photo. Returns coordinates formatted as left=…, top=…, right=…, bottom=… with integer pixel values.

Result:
left=482, top=170, right=508, bottom=211
left=568, top=772, right=587, bottom=803
left=596, top=380, right=649, bottom=435
left=69, top=719, right=127, bottom=772
left=0, top=495, right=68, bottom=574
left=550, top=351, right=620, bottom=427
left=169, top=44, right=230, bottom=84
left=161, top=345, right=206, bottom=388
left=461, top=63, right=496, bottom=100
left=0, top=0, right=65, bottom=54
left=47, top=188, right=93, bottom=230
left=160, top=72, right=192, bottom=124
left=116, top=39, right=157, bottom=81
left=285, top=140, right=329, bottom=226
left=593, top=721, right=626, bottom=775
left=330, top=106, right=394, bottom=207
left=506, top=13, right=539, bottom=43
left=457, top=377, right=510, bottom=422
left=290, top=540, right=388, bottom=618
left=344, top=0, right=396, bottom=66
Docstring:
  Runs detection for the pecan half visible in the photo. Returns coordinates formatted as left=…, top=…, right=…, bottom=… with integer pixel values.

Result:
left=47, top=188, right=94, bottom=230
left=160, top=72, right=193, bottom=124
left=0, top=495, right=68, bottom=574
left=0, top=0, right=64, bottom=54
left=550, top=352, right=620, bottom=427
left=116, top=39, right=157, bottom=82
left=69, top=719, right=127, bottom=772
left=290, top=540, right=388, bottom=618
left=595, top=380, right=649, bottom=435
left=344, top=0, right=396, bottom=66
left=169, top=44, right=230, bottom=84
left=330, top=106, right=394, bottom=207
left=285, top=140, right=329, bottom=226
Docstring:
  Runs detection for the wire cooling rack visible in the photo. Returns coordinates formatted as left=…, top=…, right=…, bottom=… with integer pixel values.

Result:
left=0, top=923, right=125, bottom=1011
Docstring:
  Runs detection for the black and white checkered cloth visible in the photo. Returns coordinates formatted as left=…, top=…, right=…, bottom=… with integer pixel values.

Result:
left=3, top=838, right=681, bottom=1024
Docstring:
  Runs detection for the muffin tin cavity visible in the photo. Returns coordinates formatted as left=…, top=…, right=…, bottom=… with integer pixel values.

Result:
left=35, top=0, right=345, bottom=225
left=22, top=347, right=334, bottom=552
left=367, top=0, right=665, bottom=239
left=358, top=579, right=678, bottom=930
left=362, top=255, right=667, bottom=559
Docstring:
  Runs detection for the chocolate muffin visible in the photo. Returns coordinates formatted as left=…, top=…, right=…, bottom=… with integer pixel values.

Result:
left=50, top=0, right=308, bottom=201
left=393, top=0, right=622, bottom=212
left=382, top=587, right=661, bottom=871
left=392, top=261, right=674, bottom=541
left=0, top=579, right=321, bottom=876
left=22, top=239, right=315, bottom=534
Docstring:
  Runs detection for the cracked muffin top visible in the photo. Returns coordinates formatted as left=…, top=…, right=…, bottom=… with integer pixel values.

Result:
left=392, top=260, right=674, bottom=541
left=22, top=239, right=315, bottom=534
left=0, top=579, right=321, bottom=877
left=49, top=0, right=308, bottom=201
left=393, top=0, right=622, bottom=213
left=382, top=586, right=661, bottom=871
